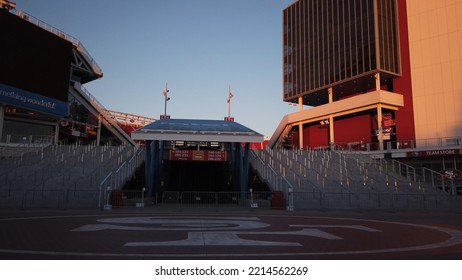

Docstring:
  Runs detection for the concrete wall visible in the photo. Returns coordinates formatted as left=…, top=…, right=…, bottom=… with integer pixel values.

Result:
left=407, top=0, right=462, bottom=144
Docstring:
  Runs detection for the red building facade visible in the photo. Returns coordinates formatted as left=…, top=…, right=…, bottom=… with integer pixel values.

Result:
left=271, top=0, right=416, bottom=151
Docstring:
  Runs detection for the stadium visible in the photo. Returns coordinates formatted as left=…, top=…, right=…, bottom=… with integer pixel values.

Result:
left=1, top=0, right=462, bottom=212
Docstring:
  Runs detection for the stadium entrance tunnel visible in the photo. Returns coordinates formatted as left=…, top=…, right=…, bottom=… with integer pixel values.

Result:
left=163, top=160, right=230, bottom=192
left=131, top=119, right=264, bottom=200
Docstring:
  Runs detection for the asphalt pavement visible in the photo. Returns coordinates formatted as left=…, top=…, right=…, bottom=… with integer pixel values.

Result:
left=1, top=207, right=462, bottom=259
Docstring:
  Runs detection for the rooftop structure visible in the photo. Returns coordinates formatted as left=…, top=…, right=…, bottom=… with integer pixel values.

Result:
left=132, top=119, right=264, bottom=143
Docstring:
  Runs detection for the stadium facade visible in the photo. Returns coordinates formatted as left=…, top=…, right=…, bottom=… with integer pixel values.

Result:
left=270, top=0, right=462, bottom=154
left=1, top=0, right=461, bottom=211
left=0, top=2, right=264, bottom=202
left=0, top=4, right=150, bottom=146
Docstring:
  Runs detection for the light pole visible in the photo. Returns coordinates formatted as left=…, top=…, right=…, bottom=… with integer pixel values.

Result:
left=162, top=83, right=170, bottom=117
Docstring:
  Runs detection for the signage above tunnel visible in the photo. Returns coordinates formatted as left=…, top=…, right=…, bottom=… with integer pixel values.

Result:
left=131, top=118, right=264, bottom=143
left=170, top=150, right=227, bottom=161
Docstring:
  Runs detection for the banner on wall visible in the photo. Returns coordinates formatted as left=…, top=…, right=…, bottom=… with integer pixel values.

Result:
left=0, top=83, right=68, bottom=116
left=407, top=149, right=462, bottom=158
left=170, top=150, right=227, bottom=161
left=373, top=127, right=394, bottom=140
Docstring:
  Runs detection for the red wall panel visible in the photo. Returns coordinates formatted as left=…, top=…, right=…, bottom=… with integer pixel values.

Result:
left=393, top=0, right=416, bottom=142
left=334, top=114, right=372, bottom=146
left=304, top=125, right=328, bottom=149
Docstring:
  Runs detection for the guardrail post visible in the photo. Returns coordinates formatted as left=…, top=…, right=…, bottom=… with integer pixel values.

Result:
left=286, top=187, right=294, bottom=211
left=103, top=186, right=112, bottom=210
left=64, top=189, right=70, bottom=209
left=136, top=188, right=145, bottom=208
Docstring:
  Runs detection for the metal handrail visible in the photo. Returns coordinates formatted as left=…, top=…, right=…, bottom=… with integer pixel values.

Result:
left=250, top=150, right=295, bottom=210
left=250, top=150, right=294, bottom=191
left=270, top=148, right=352, bottom=193
left=99, top=146, right=144, bottom=191
left=75, top=84, right=136, bottom=146
left=421, top=167, right=455, bottom=195
left=334, top=149, right=429, bottom=194
left=79, top=85, right=107, bottom=111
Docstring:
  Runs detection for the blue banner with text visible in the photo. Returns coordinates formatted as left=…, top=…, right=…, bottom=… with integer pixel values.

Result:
left=0, top=83, right=68, bottom=116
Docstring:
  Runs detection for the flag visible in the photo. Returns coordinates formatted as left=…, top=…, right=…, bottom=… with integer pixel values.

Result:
left=227, top=87, right=234, bottom=103
left=163, top=82, right=169, bottom=97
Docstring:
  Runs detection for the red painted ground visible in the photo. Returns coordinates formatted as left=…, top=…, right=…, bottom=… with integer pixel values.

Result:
left=0, top=208, right=462, bottom=259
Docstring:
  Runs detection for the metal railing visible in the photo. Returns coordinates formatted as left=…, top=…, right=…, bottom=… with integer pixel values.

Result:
left=278, top=136, right=462, bottom=152
left=79, top=85, right=107, bottom=111
left=1, top=188, right=460, bottom=211
left=98, top=147, right=144, bottom=207
left=0, top=189, right=100, bottom=209
left=251, top=147, right=458, bottom=212
left=1, top=143, right=140, bottom=194
left=250, top=150, right=295, bottom=192
left=250, top=150, right=296, bottom=210
left=331, top=150, right=441, bottom=195
left=367, top=157, right=458, bottom=195
left=105, top=109, right=156, bottom=128
left=3, top=134, right=54, bottom=145
left=254, top=148, right=355, bottom=193
left=161, top=191, right=274, bottom=209
left=0, top=188, right=147, bottom=210
left=291, top=191, right=462, bottom=211
left=332, top=136, right=462, bottom=152
left=75, top=84, right=136, bottom=146
left=390, top=160, right=417, bottom=182
left=421, top=167, right=460, bottom=195
left=273, top=149, right=353, bottom=193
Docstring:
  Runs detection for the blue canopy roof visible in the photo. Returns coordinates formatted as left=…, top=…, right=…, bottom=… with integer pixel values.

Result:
left=131, top=119, right=264, bottom=143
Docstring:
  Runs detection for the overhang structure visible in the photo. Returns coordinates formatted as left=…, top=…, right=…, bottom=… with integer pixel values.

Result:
left=269, top=89, right=404, bottom=150
left=131, top=118, right=264, bottom=198
left=131, top=118, right=263, bottom=143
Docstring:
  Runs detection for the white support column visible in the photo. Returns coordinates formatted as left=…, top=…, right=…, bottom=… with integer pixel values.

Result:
left=375, top=73, right=384, bottom=150
left=329, top=115, right=334, bottom=148
left=97, top=114, right=102, bottom=146
left=54, top=121, right=60, bottom=144
left=328, top=87, right=333, bottom=103
left=375, top=72, right=381, bottom=91
left=328, top=88, right=334, bottom=148
left=299, top=123, right=304, bottom=150
left=0, top=104, right=4, bottom=142
left=378, top=104, right=384, bottom=151
left=298, top=96, right=304, bottom=149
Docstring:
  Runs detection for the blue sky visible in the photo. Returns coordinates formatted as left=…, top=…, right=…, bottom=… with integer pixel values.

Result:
left=14, top=0, right=297, bottom=137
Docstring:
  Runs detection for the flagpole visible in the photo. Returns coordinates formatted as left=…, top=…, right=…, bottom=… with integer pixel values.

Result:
left=225, top=85, right=234, bottom=121
left=227, top=85, right=232, bottom=118
left=162, top=82, right=170, bottom=118
left=228, top=85, right=231, bottom=118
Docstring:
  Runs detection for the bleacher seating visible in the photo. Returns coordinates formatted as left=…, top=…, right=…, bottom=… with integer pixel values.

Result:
left=251, top=148, right=458, bottom=211
left=0, top=142, right=143, bottom=208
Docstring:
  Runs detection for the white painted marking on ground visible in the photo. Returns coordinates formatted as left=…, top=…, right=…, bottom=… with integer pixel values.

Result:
left=125, top=232, right=302, bottom=247
left=2, top=214, right=462, bottom=257
left=73, top=217, right=269, bottom=231
left=290, top=225, right=382, bottom=232
left=243, top=228, right=343, bottom=240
